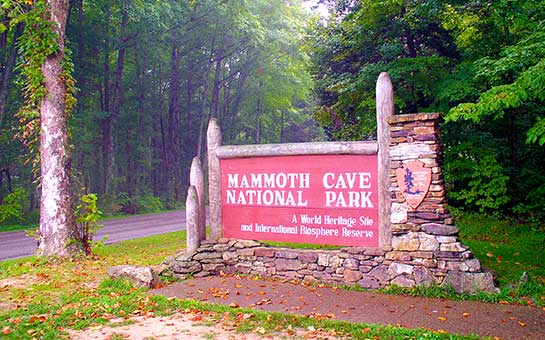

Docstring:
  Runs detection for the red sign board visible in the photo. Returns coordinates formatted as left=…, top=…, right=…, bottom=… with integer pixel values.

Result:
left=221, top=154, right=379, bottom=247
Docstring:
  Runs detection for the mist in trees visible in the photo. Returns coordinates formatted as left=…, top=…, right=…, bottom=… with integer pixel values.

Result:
left=1, top=0, right=321, bottom=221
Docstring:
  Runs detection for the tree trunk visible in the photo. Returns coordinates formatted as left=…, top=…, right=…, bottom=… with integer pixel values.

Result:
left=101, top=5, right=112, bottom=194
left=0, top=24, right=22, bottom=129
left=196, top=28, right=218, bottom=158
left=38, top=0, right=79, bottom=256
left=167, top=38, right=181, bottom=200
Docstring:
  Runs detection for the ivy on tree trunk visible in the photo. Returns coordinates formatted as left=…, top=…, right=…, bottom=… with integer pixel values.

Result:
left=38, top=0, right=79, bottom=256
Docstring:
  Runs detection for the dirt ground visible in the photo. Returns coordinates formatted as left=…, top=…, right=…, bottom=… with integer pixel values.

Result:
left=67, top=311, right=338, bottom=339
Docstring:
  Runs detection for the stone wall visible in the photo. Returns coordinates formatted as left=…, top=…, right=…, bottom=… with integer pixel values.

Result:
left=166, top=113, right=497, bottom=293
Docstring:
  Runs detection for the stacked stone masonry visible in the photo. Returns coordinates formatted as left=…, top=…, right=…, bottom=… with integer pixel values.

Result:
left=166, top=113, right=497, bottom=293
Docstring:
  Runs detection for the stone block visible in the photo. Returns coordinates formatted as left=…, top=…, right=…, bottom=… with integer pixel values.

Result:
left=236, top=248, right=255, bottom=257
left=317, top=254, right=330, bottom=266
left=343, top=258, right=359, bottom=269
left=193, top=251, right=222, bottom=261
left=203, top=263, right=225, bottom=272
left=222, top=251, right=237, bottom=262
left=442, top=271, right=498, bottom=294
left=436, top=236, right=457, bottom=244
left=440, top=242, right=468, bottom=252
left=359, top=265, right=373, bottom=273
left=276, top=250, right=299, bottom=259
left=233, top=240, right=261, bottom=248
left=418, top=234, right=439, bottom=251
left=254, top=248, right=276, bottom=257
left=363, top=248, right=385, bottom=256
left=390, top=143, right=432, bottom=161
left=391, top=202, right=408, bottom=224
left=369, top=265, right=391, bottom=282
left=389, top=262, right=413, bottom=276
left=358, top=278, right=380, bottom=289
left=465, top=258, right=481, bottom=272
left=391, top=275, right=416, bottom=287
left=275, top=258, right=303, bottom=271
left=313, top=271, right=332, bottom=281
left=235, top=263, right=252, bottom=274
left=329, top=255, right=342, bottom=268
left=298, top=252, right=318, bottom=263
left=385, top=251, right=411, bottom=261
left=392, top=233, right=420, bottom=251
left=212, top=243, right=230, bottom=252
left=107, top=265, right=157, bottom=288
left=414, top=267, right=435, bottom=286
left=344, top=270, right=363, bottom=282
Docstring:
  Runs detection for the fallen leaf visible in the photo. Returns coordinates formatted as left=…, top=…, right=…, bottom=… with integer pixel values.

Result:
left=2, top=326, right=10, bottom=335
left=518, top=321, right=527, bottom=327
left=438, top=316, right=447, bottom=321
left=486, top=253, right=494, bottom=257
left=462, top=312, right=471, bottom=317
left=362, top=327, right=371, bottom=333
left=255, top=326, right=266, bottom=334
left=229, top=302, right=240, bottom=308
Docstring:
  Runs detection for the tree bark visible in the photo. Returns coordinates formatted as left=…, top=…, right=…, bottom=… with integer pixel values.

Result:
left=0, top=24, right=22, bottom=129
left=101, top=5, right=112, bottom=194
left=38, top=0, right=78, bottom=256
left=167, top=37, right=181, bottom=200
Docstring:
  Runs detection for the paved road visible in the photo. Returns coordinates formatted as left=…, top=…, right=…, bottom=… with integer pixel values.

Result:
left=0, top=210, right=187, bottom=260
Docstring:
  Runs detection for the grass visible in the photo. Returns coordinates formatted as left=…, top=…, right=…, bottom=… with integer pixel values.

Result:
left=0, top=223, right=37, bottom=233
left=0, top=213, right=543, bottom=338
left=371, top=213, right=545, bottom=307
left=1, top=231, right=475, bottom=339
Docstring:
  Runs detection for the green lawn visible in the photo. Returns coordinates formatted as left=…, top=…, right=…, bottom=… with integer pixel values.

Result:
left=0, top=213, right=543, bottom=338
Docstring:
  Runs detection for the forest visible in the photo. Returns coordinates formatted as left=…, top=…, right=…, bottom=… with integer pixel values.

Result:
left=1, top=0, right=544, bottom=229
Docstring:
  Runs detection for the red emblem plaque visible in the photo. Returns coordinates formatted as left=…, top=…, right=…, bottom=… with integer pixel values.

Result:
left=396, top=160, right=431, bottom=209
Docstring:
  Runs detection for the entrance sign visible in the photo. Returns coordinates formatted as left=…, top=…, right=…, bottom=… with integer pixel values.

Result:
left=395, top=160, right=431, bottom=209
left=172, top=73, right=497, bottom=294
left=221, top=154, right=379, bottom=247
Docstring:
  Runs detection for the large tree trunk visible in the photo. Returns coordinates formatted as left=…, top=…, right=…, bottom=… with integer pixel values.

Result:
left=38, top=0, right=78, bottom=256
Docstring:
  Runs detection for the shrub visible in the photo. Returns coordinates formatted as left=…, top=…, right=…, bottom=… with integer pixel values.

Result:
left=0, top=188, right=26, bottom=224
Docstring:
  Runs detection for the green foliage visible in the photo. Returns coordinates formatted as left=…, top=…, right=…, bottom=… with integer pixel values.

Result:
left=2, top=0, right=77, bottom=172
left=101, top=193, right=164, bottom=215
left=0, top=188, right=26, bottom=224
left=309, top=0, right=545, bottom=219
left=443, top=135, right=509, bottom=214
left=74, top=191, right=103, bottom=254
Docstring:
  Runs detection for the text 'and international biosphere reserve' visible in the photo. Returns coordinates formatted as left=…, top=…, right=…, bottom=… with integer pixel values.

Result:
left=220, top=154, right=379, bottom=247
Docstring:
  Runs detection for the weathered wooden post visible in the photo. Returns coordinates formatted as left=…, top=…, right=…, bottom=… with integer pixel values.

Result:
left=207, top=118, right=222, bottom=241
left=190, top=157, right=206, bottom=241
left=376, top=72, right=394, bottom=247
left=186, top=185, right=199, bottom=252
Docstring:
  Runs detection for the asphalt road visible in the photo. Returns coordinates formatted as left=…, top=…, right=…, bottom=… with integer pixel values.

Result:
left=0, top=210, right=187, bottom=261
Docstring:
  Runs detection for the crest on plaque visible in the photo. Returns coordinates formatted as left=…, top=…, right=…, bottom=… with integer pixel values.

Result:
left=396, top=160, right=431, bottom=209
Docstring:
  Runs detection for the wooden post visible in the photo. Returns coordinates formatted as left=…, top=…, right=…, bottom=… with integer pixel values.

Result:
left=190, top=157, right=206, bottom=242
left=207, top=118, right=222, bottom=241
left=376, top=72, right=394, bottom=248
left=186, top=185, right=199, bottom=252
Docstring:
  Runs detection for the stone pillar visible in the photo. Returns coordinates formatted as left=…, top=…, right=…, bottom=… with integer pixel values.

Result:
left=387, top=113, right=496, bottom=293
left=207, top=118, right=222, bottom=241
left=186, top=185, right=199, bottom=253
left=376, top=72, right=394, bottom=248
left=190, top=157, right=206, bottom=242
